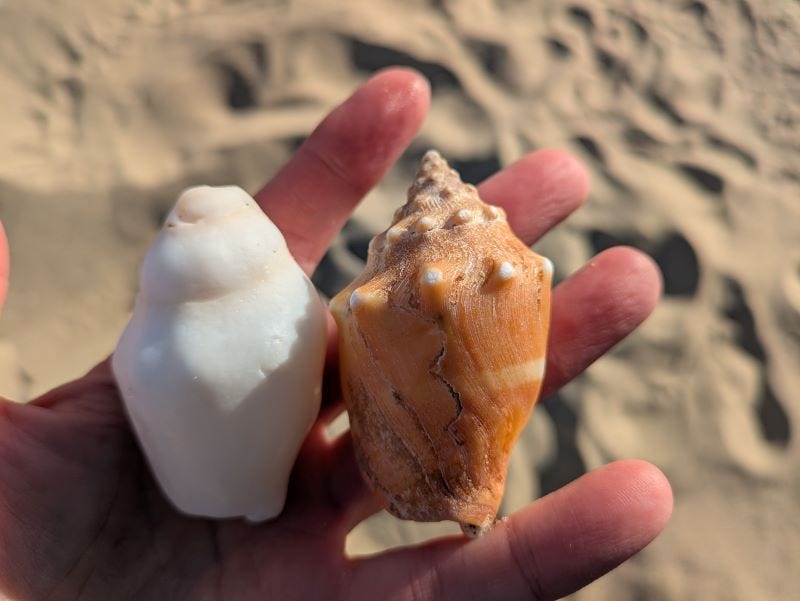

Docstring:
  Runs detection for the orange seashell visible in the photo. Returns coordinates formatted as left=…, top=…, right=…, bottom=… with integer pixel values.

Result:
left=330, top=150, right=552, bottom=536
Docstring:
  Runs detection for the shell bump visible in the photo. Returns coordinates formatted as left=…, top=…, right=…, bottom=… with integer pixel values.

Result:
left=112, top=185, right=327, bottom=522
left=330, top=151, right=552, bottom=536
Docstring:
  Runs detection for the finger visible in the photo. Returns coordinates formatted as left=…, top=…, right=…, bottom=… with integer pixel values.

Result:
left=283, top=419, right=332, bottom=518
left=351, top=460, right=672, bottom=601
left=478, top=148, right=590, bottom=245
left=285, top=424, right=382, bottom=535
left=0, top=221, right=8, bottom=315
left=323, top=432, right=382, bottom=531
left=541, top=246, right=662, bottom=398
left=30, top=359, right=125, bottom=425
left=256, top=68, right=430, bottom=275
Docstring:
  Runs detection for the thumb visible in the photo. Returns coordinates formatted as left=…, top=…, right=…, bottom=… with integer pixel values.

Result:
left=0, top=220, right=8, bottom=315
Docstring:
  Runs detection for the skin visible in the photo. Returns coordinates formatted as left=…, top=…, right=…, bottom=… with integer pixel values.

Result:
left=0, top=69, right=672, bottom=601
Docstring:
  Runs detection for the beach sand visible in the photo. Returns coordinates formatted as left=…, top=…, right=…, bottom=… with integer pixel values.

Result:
left=1, top=1, right=798, bottom=598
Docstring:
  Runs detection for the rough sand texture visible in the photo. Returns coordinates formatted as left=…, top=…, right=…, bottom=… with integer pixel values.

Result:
left=1, top=1, right=799, bottom=599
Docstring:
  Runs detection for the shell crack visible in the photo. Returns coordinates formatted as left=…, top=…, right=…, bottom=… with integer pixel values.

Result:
left=430, top=340, right=474, bottom=493
left=431, top=344, right=464, bottom=445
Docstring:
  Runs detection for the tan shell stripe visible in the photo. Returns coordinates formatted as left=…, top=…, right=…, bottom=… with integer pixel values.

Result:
left=481, top=358, right=546, bottom=389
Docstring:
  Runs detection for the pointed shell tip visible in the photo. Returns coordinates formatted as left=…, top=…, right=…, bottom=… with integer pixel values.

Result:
left=423, top=149, right=442, bottom=161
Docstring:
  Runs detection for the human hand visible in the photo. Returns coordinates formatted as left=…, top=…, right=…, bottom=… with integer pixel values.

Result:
left=0, top=69, right=671, bottom=600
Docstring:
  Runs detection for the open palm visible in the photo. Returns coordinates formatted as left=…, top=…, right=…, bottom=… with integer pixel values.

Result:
left=0, top=69, right=671, bottom=601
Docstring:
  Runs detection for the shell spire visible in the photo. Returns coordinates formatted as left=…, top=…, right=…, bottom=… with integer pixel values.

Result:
left=402, top=150, right=475, bottom=212
left=331, top=151, right=552, bottom=536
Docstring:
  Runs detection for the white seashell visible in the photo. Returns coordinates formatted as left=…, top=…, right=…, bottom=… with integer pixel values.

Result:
left=112, top=185, right=327, bottom=522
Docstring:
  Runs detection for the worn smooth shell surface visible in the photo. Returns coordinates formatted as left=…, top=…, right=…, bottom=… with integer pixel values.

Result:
left=330, top=151, right=552, bottom=534
left=113, top=185, right=327, bottom=522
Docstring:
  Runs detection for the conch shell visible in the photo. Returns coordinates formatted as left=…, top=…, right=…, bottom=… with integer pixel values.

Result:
left=330, top=151, right=552, bottom=535
left=113, top=185, right=327, bottom=522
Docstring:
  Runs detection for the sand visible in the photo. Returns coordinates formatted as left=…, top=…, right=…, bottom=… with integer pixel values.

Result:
left=1, top=0, right=798, bottom=599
